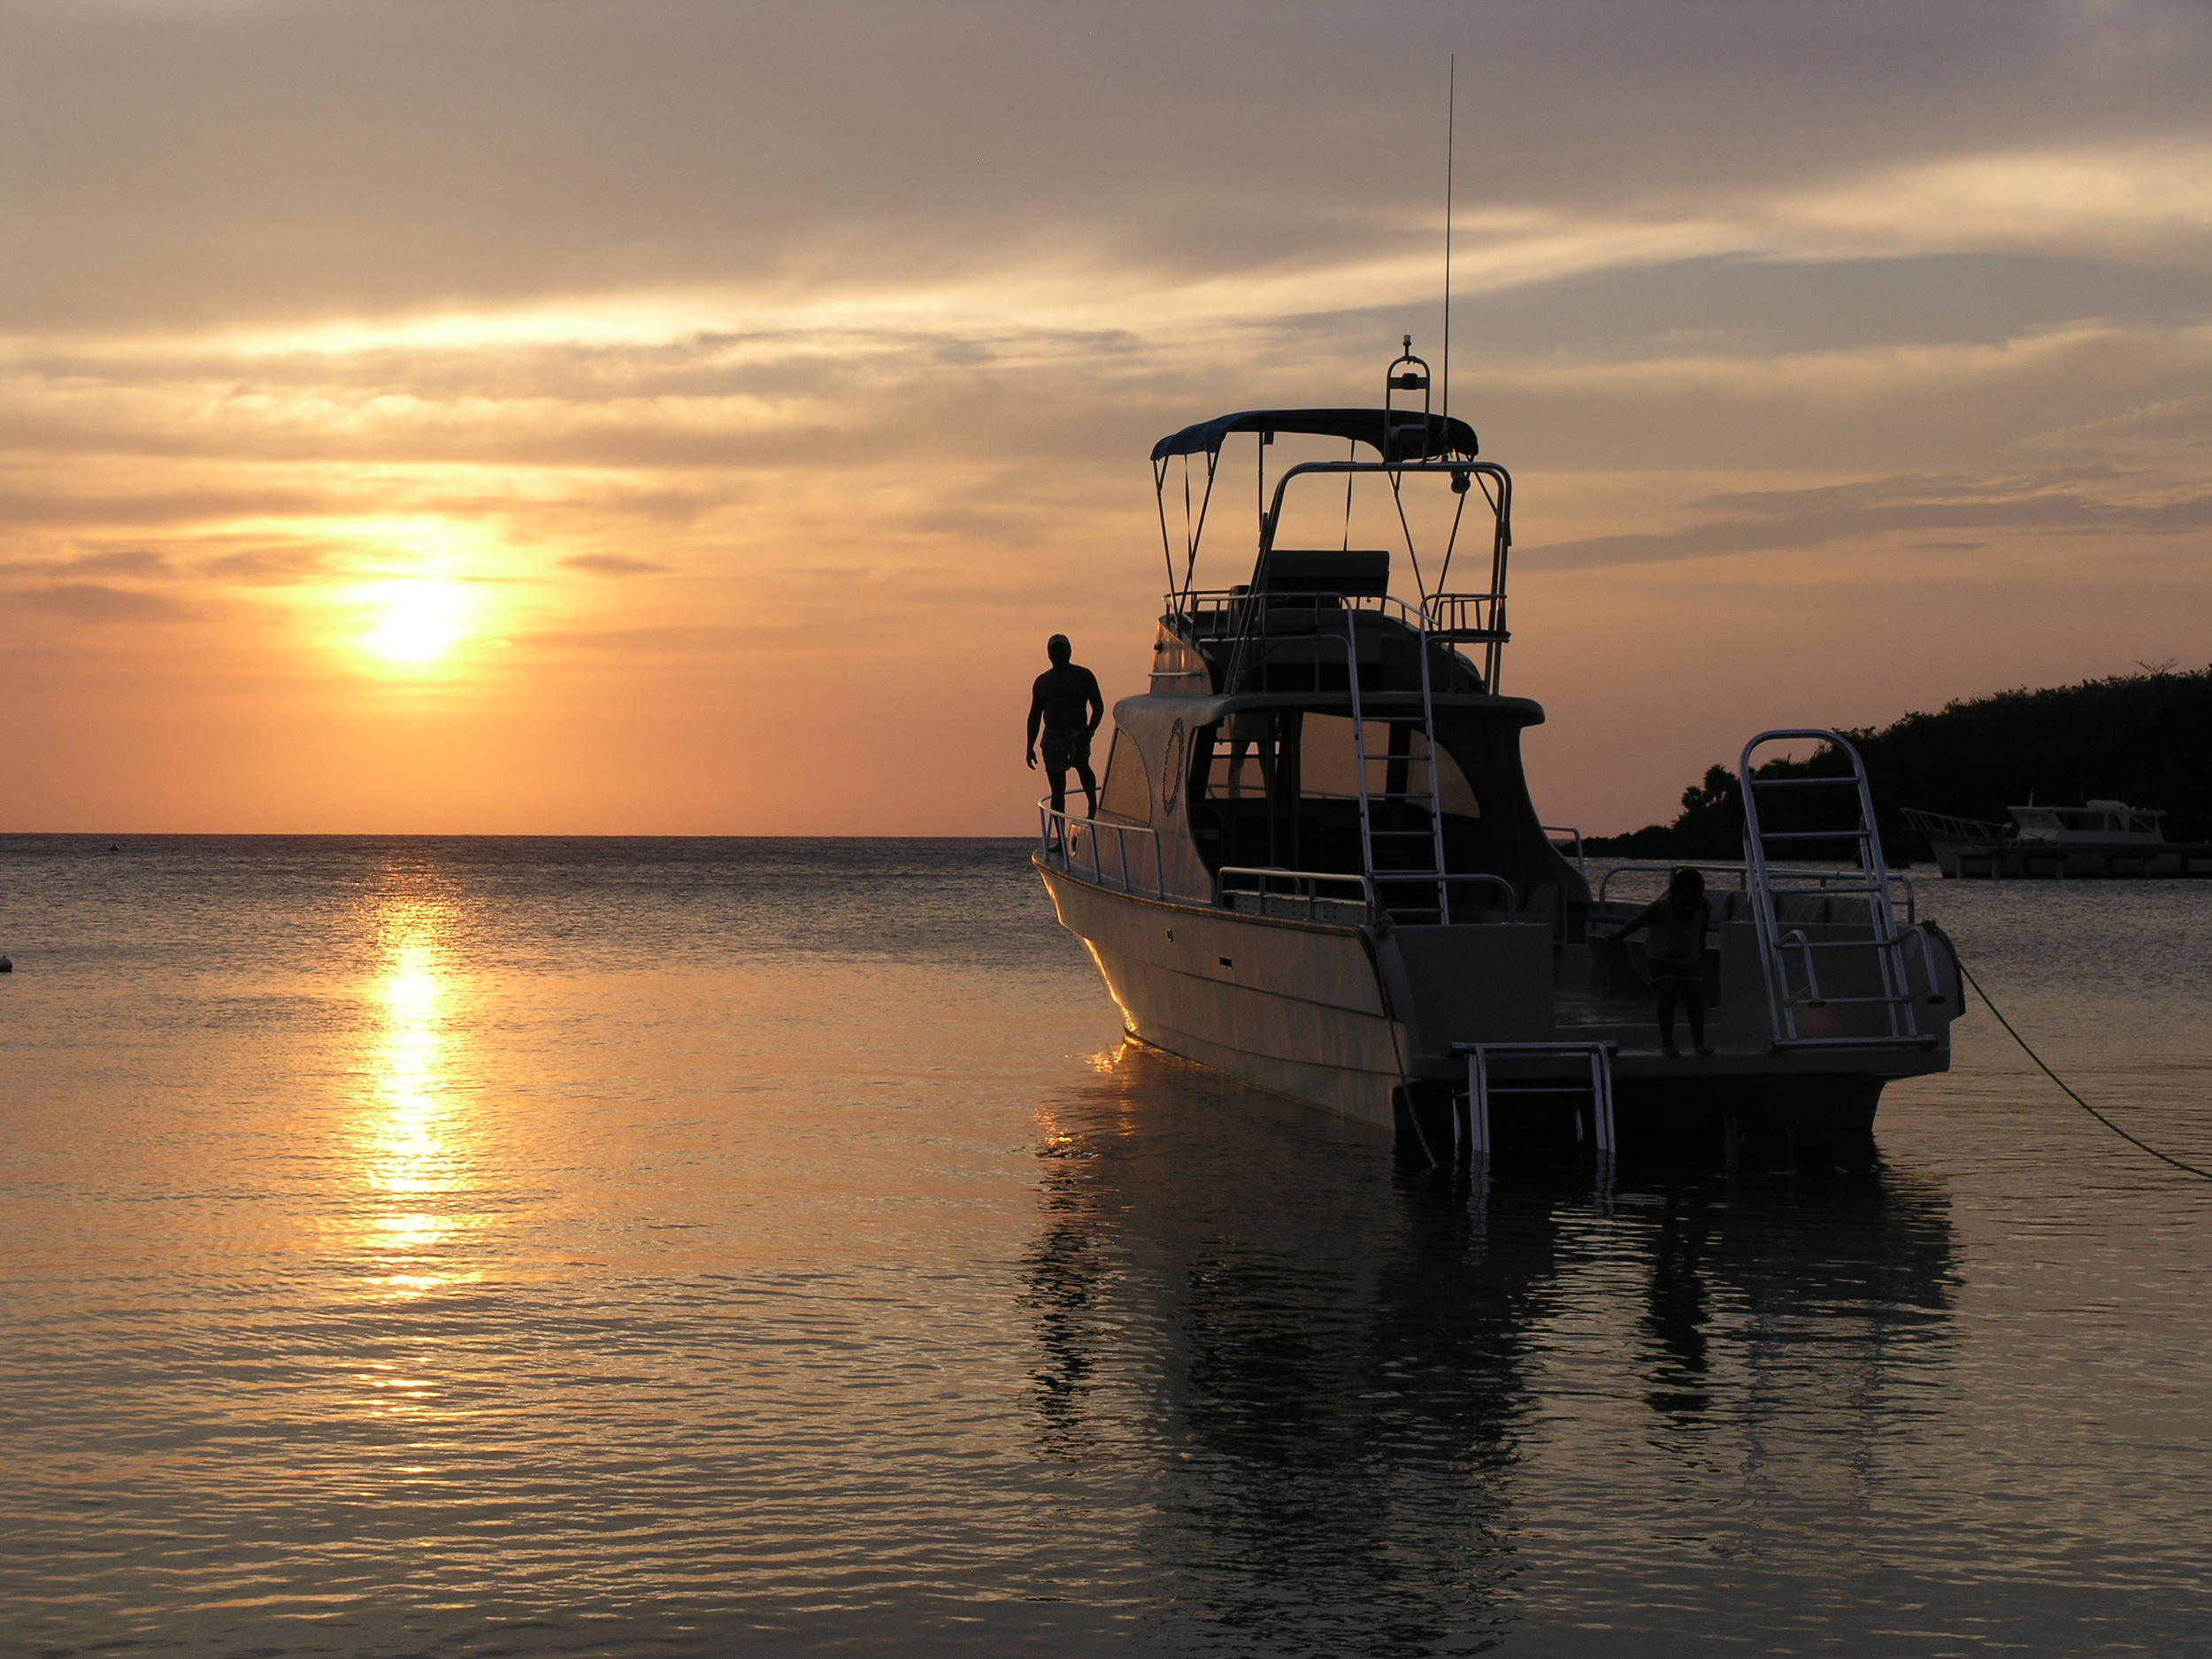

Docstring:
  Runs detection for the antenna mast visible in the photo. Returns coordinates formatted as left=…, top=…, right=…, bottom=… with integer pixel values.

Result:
left=1443, top=54, right=1455, bottom=430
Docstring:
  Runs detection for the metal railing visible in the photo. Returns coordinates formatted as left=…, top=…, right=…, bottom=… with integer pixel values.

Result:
left=1160, top=586, right=1504, bottom=699
left=1775, top=923, right=1950, bottom=1012
left=1368, top=870, right=1517, bottom=918
left=1440, top=873, right=1519, bottom=915
left=1215, top=865, right=1519, bottom=924
left=1740, top=730, right=1925, bottom=1049
left=1425, top=590, right=1508, bottom=641
left=1037, top=803, right=1165, bottom=899
left=1453, top=1041, right=1618, bottom=1156
left=1166, top=587, right=1432, bottom=635
left=1151, top=453, right=1515, bottom=691
left=1596, top=860, right=1916, bottom=926
left=1217, top=866, right=1375, bottom=923
left=1900, top=806, right=2011, bottom=842
left=1542, top=824, right=1586, bottom=879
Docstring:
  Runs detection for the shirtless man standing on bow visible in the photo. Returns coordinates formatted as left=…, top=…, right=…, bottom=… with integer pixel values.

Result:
left=1025, top=634, right=1104, bottom=819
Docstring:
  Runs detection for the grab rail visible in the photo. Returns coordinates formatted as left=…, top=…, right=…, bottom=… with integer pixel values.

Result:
left=1447, top=873, right=1519, bottom=913
left=1596, top=861, right=1916, bottom=925
left=1037, top=803, right=1165, bottom=899
left=1170, top=588, right=1436, bottom=633
left=1217, top=866, right=1375, bottom=923
left=1740, top=729, right=1922, bottom=1048
left=1778, top=928, right=1822, bottom=1004
left=1425, top=590, right=1509, bottom=642
left=1216, top=866, right=1519, bottom=923
left=1542, top=824, right=1586, bottom=879
left=1900, top=806, right=2012, bottom=842
left=1595, top=862, right=1752, bottom=903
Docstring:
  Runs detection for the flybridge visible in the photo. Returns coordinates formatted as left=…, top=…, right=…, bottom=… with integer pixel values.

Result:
left=1150, top=338, right=1515, bottom=695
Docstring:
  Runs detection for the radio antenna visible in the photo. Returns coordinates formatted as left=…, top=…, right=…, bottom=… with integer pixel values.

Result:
left=1443, top=54, right=1455, bottom=431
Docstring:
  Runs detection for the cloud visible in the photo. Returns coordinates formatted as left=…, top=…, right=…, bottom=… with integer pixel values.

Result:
left=560, top=553, right=669, bottom=576
left=5, top=2, right=2209, bottom=332
left=4, top=1, right=2211, bottom=832
left=64, top=548, right=170, bottom=577
left=1770, top=142, right=2212, bottom=265
left=0, top=546, right=171, bottom=578
left=511, top=624, right=797, bottom=657
left=13, top=581, right=192, bottom=622
left=1526, top=472, right=2212, bottom=570
left=197, top=542, right=342, bottom=584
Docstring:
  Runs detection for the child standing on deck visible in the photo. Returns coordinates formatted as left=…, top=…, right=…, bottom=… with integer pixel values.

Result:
left=1610, top=867, right=1714, bottom=1057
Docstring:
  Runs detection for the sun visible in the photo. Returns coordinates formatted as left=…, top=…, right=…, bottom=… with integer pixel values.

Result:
left=363, top=580, right=469, bottom=664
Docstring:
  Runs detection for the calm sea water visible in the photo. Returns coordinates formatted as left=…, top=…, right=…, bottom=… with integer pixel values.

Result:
left=4, top=836, right=2209, bottom=1657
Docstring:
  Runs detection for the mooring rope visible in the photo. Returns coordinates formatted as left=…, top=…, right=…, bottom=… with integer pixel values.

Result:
left=1926, top=922, right=2212, bottom=1182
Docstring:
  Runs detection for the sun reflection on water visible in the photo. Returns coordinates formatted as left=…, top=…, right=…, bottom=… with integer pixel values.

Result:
left=358, top=896, right=481, bottom=1296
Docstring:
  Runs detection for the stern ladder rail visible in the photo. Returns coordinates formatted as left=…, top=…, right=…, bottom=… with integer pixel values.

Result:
left=1336, top=603, right=1455, bottom=926
left=1453, top=1041, right=1618, bottom=1158
left=1199, top=596, right=1499, bottom=927
left=1739, top=729, right=1927, bottom=1050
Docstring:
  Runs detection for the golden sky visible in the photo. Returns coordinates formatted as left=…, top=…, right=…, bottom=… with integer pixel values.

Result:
left=4, top=0, right=2209, bottom=833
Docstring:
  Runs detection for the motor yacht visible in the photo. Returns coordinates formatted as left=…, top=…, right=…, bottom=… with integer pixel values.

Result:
left=1034, top=344, right=1961, bottom=1151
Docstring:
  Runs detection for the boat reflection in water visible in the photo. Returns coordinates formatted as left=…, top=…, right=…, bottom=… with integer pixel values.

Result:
left=351, top=887, right=484, bottom=1298
left=1023, top=1041, right=1955, bottom=1652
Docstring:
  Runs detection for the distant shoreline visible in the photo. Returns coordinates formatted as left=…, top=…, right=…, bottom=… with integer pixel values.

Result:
left=1586, top=664, right=2212, bottom=860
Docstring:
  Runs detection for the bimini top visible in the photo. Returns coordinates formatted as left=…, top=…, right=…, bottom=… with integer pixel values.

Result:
left=1149, top=407, right=1478, bottom=463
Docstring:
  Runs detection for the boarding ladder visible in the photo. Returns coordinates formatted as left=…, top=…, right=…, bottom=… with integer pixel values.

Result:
left=1740, top=729, right=1931, bottom=1049
left=1335, top=606, right=1455, bottom=924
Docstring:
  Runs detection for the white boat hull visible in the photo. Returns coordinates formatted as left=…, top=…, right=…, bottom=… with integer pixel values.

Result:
left=1039, top=861, right=1404, bottom=1125
left=1040, top=858, right=1959, bottom=1139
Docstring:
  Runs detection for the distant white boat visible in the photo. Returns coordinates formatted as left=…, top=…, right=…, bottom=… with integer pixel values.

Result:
left=1903, top=802, right=2212, bottom=879
left=1033, top=342, right=1960, bottom=1154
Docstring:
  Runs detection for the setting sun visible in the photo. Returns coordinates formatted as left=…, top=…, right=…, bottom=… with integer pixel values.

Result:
left=363, top=581, right=469, bottom=664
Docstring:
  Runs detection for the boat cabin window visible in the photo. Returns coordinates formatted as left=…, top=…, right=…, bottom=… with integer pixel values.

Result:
left=1188, top=711, right=1491, bottom=879
left=1298, top=714, right=1478, bottom=817
left=1099, top=728, right=1153, bottom=822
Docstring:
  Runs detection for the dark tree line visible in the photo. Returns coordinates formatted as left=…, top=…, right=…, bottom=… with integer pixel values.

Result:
left=1583, top=664, right=2212, bottom=863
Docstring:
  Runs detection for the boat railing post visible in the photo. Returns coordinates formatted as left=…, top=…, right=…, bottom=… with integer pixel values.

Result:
left=1590, top=1045, right=1616, bottom=1154
left=1779, top=927, right=1822, bottom=1005
left=1465, top=1050, right=1491, bottom=1159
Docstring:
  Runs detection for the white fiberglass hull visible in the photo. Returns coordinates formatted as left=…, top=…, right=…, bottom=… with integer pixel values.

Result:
left=1037, top=860, right=1405, bottom=1126
left=1040, top=856, right=1959, bottom=1140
